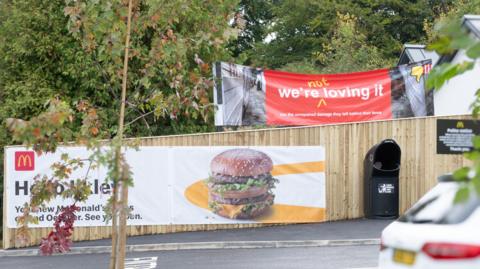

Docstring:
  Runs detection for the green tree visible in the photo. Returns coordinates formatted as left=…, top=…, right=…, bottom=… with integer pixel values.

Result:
left=251, top=0, right=328, bottom=68
left=0, top=0, right=238, bottom=243
left=0, top=0, right=116, bottom=127
left=2, top=1, right=238, bottom=268
left=228, top=0, right=276, bottom=64
left=280, top=13, right=393, bottom=74
left=235, top=0, right=453, bottom=69
left=0, top=0, right=110, bottom=240
left=62, top=0, right=237, bottom=135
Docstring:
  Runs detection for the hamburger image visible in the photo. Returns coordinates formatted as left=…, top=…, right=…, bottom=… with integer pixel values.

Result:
left=206, top=148, right=278, bottom=219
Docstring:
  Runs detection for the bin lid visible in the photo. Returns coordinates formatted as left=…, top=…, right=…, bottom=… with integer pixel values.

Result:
left=371, top=139, right=401, bottom=167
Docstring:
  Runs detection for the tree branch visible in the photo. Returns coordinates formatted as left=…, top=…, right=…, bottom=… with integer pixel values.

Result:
left=124, top=100, right=153, bottom=134
left=125, top=110, right=154, bottom=127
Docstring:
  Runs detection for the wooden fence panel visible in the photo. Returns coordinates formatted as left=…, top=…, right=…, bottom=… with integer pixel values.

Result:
left=2, top=115, right=471, bottom=248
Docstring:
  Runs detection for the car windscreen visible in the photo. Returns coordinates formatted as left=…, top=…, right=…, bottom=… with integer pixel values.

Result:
left=398, top=187, right=480, bottom=224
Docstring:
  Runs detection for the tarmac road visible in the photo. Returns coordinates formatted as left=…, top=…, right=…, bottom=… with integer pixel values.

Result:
left=0, top=244, right=379, bottom=269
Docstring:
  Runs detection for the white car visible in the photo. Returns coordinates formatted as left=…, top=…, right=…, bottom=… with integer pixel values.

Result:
left=379, top=174, right=480, bottom=268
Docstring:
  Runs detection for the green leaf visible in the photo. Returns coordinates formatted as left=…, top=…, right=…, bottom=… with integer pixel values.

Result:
left=466, top=42, right=480, bottom=59
left=427, top=36, right=453, bottom=55
left=454, top=186, right=470, bottom=203
left=457, top=61, right=475, bottom=74
left=61, top=153, right=69, bottom=162
left=463, top=150, right=480, bottom=161
left=139, top=77, right=151, bottom=89
left=451, top=34, right=474, bottom=50
left=453, top=167, right=470, bottom=181
left=472, top=106, right=480, bottom=119
left=473, top=136, right=480, bottom=150
left=427, top=62, right=474, bottom=89
left=472, top=177, right=480, bottom=195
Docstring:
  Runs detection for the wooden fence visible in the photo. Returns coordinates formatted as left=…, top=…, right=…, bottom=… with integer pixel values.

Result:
left=2, top=115, right=470, bottom=249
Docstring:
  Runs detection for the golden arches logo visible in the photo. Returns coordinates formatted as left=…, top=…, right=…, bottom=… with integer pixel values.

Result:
left=15, top=151, right=35, bottom=171
left=18, top=155, right=32, bottom=167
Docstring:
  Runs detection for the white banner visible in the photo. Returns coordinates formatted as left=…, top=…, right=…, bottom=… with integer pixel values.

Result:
left=5, top=146, right=325, bottom=228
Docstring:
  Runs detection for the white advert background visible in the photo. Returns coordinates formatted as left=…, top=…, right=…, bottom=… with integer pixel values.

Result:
left=5, top=146, right=325, bottom=228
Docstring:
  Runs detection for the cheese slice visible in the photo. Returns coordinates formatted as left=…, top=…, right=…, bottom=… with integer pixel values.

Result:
left=219, top=204, right=245, bottom=218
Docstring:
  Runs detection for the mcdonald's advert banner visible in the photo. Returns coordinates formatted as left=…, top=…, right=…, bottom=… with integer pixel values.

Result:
left=213, top=60, right=434, bottom=126
left=5, top=146, right=325, bottom=228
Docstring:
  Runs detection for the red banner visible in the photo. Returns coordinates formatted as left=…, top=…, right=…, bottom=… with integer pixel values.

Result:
left=265, top=69, right=392, bottom=125
left=213, top=61, right=433, bottom=127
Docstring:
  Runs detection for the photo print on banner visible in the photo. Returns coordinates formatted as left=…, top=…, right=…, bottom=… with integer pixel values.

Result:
left=213, top=60, right=433, bottom=127
left=6, top=146, right=326, bottom=227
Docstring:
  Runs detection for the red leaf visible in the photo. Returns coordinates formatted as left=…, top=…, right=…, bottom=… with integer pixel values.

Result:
left=32, top=128, right=41, bottom=138
left=39, top=204, right=79, bottom=255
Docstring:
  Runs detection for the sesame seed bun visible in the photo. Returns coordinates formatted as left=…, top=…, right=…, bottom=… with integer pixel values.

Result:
left=210, top=149, right=273, bottom=177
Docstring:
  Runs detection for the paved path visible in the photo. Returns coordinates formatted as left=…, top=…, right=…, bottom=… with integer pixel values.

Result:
left=0, top=245, right=380, bottom=269
left=0, top=219, right=393, bottom=257
left=76, top=218, right=392, bottom=247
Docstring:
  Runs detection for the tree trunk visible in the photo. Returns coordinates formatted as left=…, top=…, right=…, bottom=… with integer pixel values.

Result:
left=109, top=183, right=119, bottom=269
left=110, top=0, right=133, bottom=268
